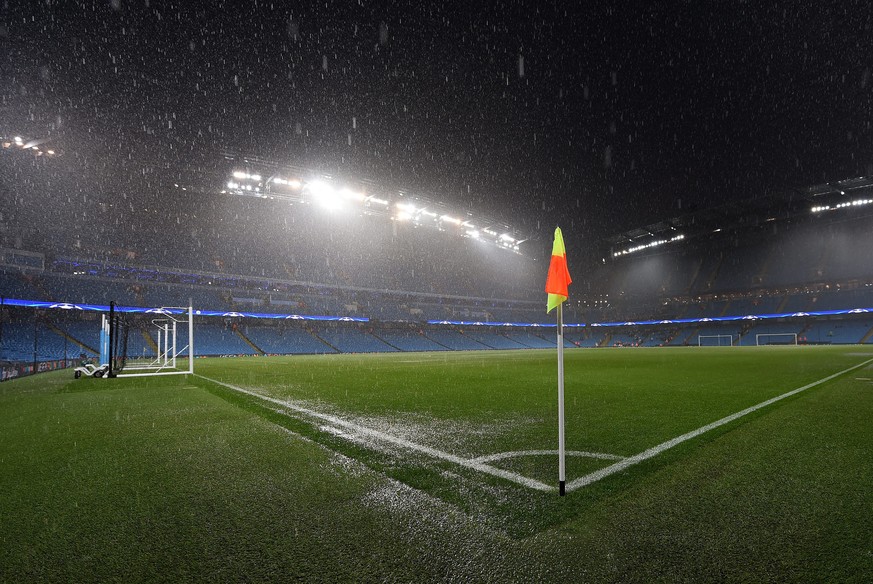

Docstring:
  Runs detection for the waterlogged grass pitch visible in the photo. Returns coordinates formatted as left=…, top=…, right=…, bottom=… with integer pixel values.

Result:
left=195, top=346, right=870, bottom=488
left=2, top=345, right=872, bottom=582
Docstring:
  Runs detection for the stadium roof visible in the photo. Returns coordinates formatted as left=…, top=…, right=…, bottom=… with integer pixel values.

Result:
left=606, top=176, right=873, bottom=258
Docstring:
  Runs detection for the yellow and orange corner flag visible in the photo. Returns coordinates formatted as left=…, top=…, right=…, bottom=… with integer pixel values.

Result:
left=545, top=227, right=572, bottom=313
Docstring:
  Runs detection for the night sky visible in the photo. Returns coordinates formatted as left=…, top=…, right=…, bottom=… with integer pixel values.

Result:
left=3, top=1, right=873, bottom=249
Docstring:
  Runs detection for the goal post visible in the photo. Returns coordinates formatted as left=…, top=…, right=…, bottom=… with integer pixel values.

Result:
left=698, top=334, right=734, bottom=347
left=755, top=332, right=798, bottom=346
left=107, top=301, right=195, bottom=378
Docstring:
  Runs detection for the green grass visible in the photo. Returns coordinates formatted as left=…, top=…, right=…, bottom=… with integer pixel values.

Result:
left=2, top=346, right=873, bottom=582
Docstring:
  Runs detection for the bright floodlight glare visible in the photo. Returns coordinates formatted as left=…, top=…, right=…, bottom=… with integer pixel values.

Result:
left=227, top=181, right=239, bottom=189
left=306, top=180, right=343, bottom=210
left=13, top=136, right=22, bottom=144
left=467, top=230, right=480, bottom=239
left=396, top=211, right=412, bottom=221
left=440, top=215, right=461, bottom=225
left=499, top=233, right=514, bottom=242
left=250, top=174, right=262, bottom=181
left=368, top=197, right=389, bottom=205
left=232, top=170, right=248, bottom=179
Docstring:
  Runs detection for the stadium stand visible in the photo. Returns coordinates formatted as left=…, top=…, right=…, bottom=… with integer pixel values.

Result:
left=314, top=326, right=398, bottom=353
left=423, top=329, right=491, bottom=351
left=506, top=331, right=555, bottom=349
left=0, top=321, right=69, bottom=362
left=803, top=320, right=873, bottom=344
left=462, top=331, right=528, bottom=349
left=372, top=329, right=449, bottom=352
left=195, top=323, right=259, bottom=356
left=241, top=325, right=336, bottom=355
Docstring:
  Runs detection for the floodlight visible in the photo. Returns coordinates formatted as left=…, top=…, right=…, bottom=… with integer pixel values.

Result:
left=307, top=180, right=343, bottom=210
left=440, top=215, right=461, bottom=225
left=466, top=230, right=480, bottom=239
left=232, top=171, right=248, bottom=179
left=368, top=197, right=388, bottom=205
left=14, top=136, right=22, bottom=144
left=250, top=174, right=262, bottom=181
left=227, top=181, right=239, bottom=189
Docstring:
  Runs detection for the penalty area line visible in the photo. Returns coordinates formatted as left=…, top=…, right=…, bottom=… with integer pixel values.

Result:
left=195, top=374, right=554, bottom=492
left=565, top=356, right=873, bottom=492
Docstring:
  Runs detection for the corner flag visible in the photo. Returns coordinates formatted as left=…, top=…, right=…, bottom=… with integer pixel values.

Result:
left=545, top=226, right=572, bottom=496
left=545, top=227, right=572, bottom=313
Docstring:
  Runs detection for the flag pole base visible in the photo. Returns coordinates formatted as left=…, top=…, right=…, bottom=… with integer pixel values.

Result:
left=559, top=481, right=566, bottom=496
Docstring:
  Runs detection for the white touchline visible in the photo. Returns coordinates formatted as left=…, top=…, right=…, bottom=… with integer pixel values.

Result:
left=565, top=356, right=873, bottom=492
left=195, top=374, right=554, bottom=492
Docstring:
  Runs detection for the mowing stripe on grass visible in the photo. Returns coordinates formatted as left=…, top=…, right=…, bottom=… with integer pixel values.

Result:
left=565, top=356, right=873, bottom=492
left=195, top=374, right=554, bottom=492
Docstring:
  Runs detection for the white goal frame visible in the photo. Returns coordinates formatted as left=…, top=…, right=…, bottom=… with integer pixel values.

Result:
left=116, top=305, right=195, bottom=378
left=755, top=332, right=798, bottom=346
left=698, top=334, right=734, bottom=347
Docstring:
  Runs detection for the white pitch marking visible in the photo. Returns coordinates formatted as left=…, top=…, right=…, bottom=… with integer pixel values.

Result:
left=565, top=356, right=873, bottom=492
left=196, top=374, right=554, bottom=492
left=472, top=450, right=624, bottom=464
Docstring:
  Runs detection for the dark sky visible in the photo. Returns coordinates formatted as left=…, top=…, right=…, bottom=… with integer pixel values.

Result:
left=3, top=1, right=873, bottom=250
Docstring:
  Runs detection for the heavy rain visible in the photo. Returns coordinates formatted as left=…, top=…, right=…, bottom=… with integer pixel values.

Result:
left=2, top=2, right=873, bottom=582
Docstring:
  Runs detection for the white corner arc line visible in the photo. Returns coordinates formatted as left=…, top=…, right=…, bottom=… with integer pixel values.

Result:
left=566, top=356, right=873, bottom=492
left=473, top=450, right=624, bottom=464
left=195, top=374, right=554, bottom=492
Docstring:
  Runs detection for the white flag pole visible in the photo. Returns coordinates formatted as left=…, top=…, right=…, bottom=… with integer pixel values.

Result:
left=557, top=301, right=566, bottom=496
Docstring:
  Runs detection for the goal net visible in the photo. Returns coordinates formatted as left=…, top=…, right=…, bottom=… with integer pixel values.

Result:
left=107, top=302, right=194, bottom=378
left=755, top=332, right=798, bottom=346
left=698, top=334, right=734, bottom=347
